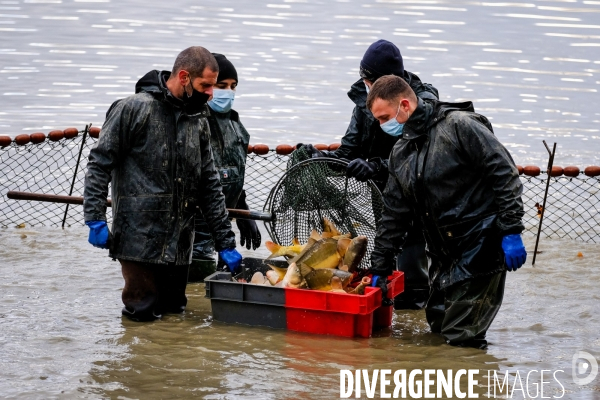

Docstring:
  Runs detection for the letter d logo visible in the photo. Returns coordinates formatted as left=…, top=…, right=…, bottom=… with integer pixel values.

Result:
left=572, top=351, right=598, bottom=386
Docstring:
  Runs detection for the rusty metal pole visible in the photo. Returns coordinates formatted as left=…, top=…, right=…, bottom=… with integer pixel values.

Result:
left=532, top=140, right=556, bottom=266
left=62, top=124, right=89, bottom=229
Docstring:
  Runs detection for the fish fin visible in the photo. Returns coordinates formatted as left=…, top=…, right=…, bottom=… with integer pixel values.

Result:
left=267, top=264, right=288, bottom=281
left=323, top=218, right=342, bottom=236
left=337, top=238, right=351, bottom=257
left=322, top=232, right=334, bottom=239
left=292, top=237, right=301, bottom=246
left=299, top=262, right=314, bottom=277
left=265, top=240, right=279, bottom=253
left=310, top=229, right=322, bottom=241
left=265, top=241, right=285, bottom=259
left=333, top=233, right=352, bottom=240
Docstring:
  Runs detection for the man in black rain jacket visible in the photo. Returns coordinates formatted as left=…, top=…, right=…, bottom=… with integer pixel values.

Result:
left=298, top=40, right=439, bottom=309
left=83, top=47, right=242, bottom=321
left=367, top=75, right=527, bottom=348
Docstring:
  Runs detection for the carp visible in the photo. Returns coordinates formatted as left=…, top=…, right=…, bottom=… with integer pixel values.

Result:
left=330, top=276, right=346, bottom=293
left=267, top=264, right=288, bottom=281
left=251, top=271, right=266, bottom=284
left=281, top=262, right=307, bottom=289
left=347, top=276, right=372, bottom=295
left=343, top=235, right=368, bottom=272
left=266, top=270, right=282, bottom=285
left=265, top=240, right=304, bottom=260
left=289, top=238, right=341, bottom=269
left=304, top=268, right=353, bottom=291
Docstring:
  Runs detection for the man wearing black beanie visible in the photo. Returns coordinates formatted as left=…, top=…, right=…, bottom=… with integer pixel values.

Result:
left=297, top=39, right=439, bottom=310
left=190, top=53, right=261, bottom=280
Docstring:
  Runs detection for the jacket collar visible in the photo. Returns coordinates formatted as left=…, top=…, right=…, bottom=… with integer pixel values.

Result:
left=402, top=98, right=434, bottom=140
left=401, top=99, right=476, bottom=140
left=348, top=79, right=368, bottom=108
left=135, top=70, right=208, bottom=115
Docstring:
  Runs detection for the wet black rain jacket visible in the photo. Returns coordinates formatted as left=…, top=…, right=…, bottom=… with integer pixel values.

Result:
left=327, top=71, right=439, bottom=189
left=205, top=109, right=250, bottom=208
left=193, top=108, right=251, bottom=254
left=370, top=99, right=524, bottom=289
left=83, top=70, right=236, bottom=265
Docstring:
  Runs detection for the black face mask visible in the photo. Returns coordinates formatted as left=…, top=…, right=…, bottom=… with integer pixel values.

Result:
left=182, top=80, right=210, bottom=108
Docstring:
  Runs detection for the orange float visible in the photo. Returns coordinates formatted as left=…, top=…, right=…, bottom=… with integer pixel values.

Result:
left=30, top=132, right=46, bottom=144
left=48, top=130, right=64, bottom=141
left=563, top=166, right=579, bottom=177
left=584, top=166, right=600, bottom=177
left=252, top=144, right=270, bottom=155
left=0, top=136, right=11, bottom=147
left=523, top=166, right=541, bottom=177
left=549, top=166, right=563, bottom=177
left=89, top=126, right=101, bottom=138
left=63, top=127, right=79, bottom=139
left=14, top=134, right=30, bottom=146
left=276, top=144, right=294, bottom=155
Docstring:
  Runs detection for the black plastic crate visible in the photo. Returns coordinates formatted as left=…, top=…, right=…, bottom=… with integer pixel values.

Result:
left=204, top=258, right=287, bottom=330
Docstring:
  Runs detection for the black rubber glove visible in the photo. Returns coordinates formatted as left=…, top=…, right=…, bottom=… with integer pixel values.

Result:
left=296, top=143, right=324, bottom=159
left=235, top=191, right=261, bottom=250
left=346, top=158, right=378, bottom=182
left=372, top=275, right=394, bottom=306
left=236, top=219, right=261, bottom=250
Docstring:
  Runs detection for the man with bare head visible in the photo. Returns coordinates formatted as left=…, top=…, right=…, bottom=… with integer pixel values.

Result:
left=367, top=75, right=527, bottom=348
left=84, top=46, right=242, bottom=322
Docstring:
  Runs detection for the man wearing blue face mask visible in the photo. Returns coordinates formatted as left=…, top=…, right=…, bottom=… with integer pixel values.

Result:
left=297, top=39, right=438, bottom=310
left=191, top=53, right=260, bottom=278
left=368, top=75, right=527, bottom=348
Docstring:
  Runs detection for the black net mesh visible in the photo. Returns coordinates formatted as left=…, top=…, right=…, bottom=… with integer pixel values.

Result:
left=521, top=175, right=600, bottom=243
left=1, top=132, right=600, bottom=245
left=0, top=129, right=111, bottom=227
left=264, top=152, right=383, bottom=269
left=243, top=152, right=288, bottom=212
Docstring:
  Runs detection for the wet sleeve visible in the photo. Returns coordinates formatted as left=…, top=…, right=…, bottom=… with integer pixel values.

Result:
left=370, top=157, right=413, bottom=276
left=196, top=122, right=236, bottom=251
left=331, top=105, right=365, bottom=160
left=457, top=115, right=525, bottom=235
left=370, top=157, right=390, bottom=183
left=83, top=99, right=135, bottom=222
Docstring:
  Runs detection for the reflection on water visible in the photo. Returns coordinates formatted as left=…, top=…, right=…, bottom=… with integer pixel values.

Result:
left=0, top=226, right=598, bottom=398
left=0, top=0, right=599, bottom=166
left=2, top=0, right=600, bottom=398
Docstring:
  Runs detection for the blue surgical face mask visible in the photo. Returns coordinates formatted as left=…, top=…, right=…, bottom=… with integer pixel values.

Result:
left=364, top=80, right=370, bottom=94
left=380, top=105, right=410, bottom=137
left=208, top=88, right=235, bottom=113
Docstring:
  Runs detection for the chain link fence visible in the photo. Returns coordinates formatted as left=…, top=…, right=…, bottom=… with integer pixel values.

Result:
left=1, top=130, right=599, bottom=243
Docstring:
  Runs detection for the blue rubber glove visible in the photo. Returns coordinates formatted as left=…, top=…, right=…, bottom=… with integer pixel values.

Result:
left=219, top=248, right=243, bottom=274
left=502, top=234, right=527, bottom=271
left=85, top=220, right=110, bottom=249
left=371, top=275, right=393, bottom=306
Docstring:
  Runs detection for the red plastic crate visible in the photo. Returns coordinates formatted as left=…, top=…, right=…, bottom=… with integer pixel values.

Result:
left=284, top=271, right=404, bottom=338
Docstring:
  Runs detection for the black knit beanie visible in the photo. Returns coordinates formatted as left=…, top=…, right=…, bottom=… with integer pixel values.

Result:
left=212, top=53, right=238, bottom=83
left=359, top=40, right=404, bottom=82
